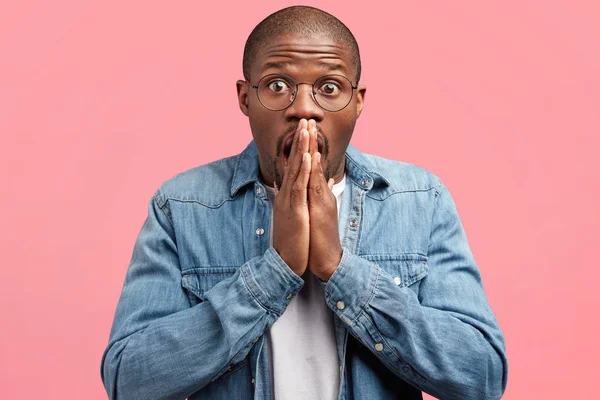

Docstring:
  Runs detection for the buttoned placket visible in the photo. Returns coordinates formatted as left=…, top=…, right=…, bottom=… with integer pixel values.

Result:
left=247, top=181, right=273, bottom=399
left=330, top=174, right=372, bottom=399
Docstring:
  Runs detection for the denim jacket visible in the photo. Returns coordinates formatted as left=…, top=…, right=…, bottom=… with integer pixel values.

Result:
left=101, top=141, right=508, bottom=400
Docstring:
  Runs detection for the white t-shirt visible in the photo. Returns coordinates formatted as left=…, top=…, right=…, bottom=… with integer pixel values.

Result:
left=265, top=174, right=346, bottom=400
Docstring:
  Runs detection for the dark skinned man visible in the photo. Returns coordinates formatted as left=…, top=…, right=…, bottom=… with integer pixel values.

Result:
left=102, top=6, right=508, bottom=400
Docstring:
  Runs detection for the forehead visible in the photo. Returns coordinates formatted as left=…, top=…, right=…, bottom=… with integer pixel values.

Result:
left=251, top=34, right=354, bottom=80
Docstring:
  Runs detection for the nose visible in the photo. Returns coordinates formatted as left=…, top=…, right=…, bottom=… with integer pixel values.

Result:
left=283, top=83, right=325, bottom=122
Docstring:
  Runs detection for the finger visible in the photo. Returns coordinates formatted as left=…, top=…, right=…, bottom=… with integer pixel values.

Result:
left=328, top=178, right=334, bottom=191
left=308, top=119, right=318, bottom=155
left=316, top=152, right=328, bottom=184
left=282, top=129, right=297, bottom=187
left=308, top=152, right=327, bottom=202
left=290, top=152, right=311, bottom=207
left=283, top=119, right=304, bottom=173
left=288, top=128, right=309, bottom=181
left=283, top=129, right=309, bottom=202
left=280, top=123, right=306, bottom=195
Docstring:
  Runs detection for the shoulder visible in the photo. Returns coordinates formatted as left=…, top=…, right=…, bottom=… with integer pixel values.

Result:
left=153, top=154, right=239, bottom=208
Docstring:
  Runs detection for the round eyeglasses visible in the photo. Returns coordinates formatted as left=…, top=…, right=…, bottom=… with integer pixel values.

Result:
left=248, top=74, right=358, bottom=112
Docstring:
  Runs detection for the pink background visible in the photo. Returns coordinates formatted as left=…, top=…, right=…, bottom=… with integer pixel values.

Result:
left=1, top=1, right=598, bottom=398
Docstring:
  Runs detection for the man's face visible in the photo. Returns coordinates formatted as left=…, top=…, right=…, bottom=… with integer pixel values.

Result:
left=236, top=33, right=366, bottom=188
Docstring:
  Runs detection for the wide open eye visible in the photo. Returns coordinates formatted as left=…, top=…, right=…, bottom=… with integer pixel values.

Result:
left=317, top=81, right=342, bottom=96
left=267, top=80, right=291, bottom=93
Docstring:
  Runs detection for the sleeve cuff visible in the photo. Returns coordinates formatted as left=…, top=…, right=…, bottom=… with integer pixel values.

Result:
left=324, top=249, right=379, bottom=323
left=241, top=246, right=305, bottom=315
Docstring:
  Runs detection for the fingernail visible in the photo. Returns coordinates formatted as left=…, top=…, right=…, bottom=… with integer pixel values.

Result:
left=316, top=152, right=321, bottom=163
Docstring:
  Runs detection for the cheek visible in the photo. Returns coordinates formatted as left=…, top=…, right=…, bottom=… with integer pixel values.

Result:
left=329, top=116, right=356, bottom=149
left=249, top=113, right=283, bottom=150
left=249, top=126, right=273, bottom=154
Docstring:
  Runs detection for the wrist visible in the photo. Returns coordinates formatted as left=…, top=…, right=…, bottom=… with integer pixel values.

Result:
left=316, top=247, right=343, bottom=282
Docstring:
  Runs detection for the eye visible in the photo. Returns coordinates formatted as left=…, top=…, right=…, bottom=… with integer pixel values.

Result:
left=267, top=80, right=291, bottom=93
left=318, top=82, right=341, bottom=96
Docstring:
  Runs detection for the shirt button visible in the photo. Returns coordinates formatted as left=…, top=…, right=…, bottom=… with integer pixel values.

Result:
left=393, top=277, right=402, bottom=285
left=286, top=292, right=293, bottom=301
left=255, top=227, right=264, bottom=236
left=349, top=219, right=359, bottom=228
left=255, top=187, right=262, bottom=195
left=336, top=301, right=345, bottom=310
left=251, top=377, right=255, bottom=385
left=375, top=343, right=384, bottom=352
left=361, top=178, right=369, bottom=187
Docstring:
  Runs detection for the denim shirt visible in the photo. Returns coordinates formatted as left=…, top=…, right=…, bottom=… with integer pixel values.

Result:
left=101, top=141, right=508, bottom=400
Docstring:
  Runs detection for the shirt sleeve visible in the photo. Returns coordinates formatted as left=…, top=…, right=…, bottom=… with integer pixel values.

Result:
left=323, top=181, right=508, bottom=400
left=100, top=191, right=303, bottom=400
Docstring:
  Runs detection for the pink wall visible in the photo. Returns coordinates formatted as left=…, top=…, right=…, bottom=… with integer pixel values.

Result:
left=1, top=1, right=598, bottom=398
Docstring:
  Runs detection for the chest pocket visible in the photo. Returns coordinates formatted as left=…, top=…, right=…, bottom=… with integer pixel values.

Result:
left=361, top=254, right=429, bottom=295
left=181, top=267, right=238, bottom=305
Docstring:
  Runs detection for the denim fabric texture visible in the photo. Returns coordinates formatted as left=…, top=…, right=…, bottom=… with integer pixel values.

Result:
left=101, top=141, right=508, bottom=400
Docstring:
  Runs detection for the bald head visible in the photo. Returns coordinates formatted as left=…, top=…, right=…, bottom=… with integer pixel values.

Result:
left=243, top=6, right=361, bottom=83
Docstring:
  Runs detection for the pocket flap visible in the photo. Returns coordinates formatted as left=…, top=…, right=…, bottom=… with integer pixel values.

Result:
left=181, top=267, right=238, bottom=300
left=361, top=254, right=429, bottom=287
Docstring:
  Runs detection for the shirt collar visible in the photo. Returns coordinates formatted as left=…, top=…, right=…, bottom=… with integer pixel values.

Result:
left=230, top=141, right=391, bottom=197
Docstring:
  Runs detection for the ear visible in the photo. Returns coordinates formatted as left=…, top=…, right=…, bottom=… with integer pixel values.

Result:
left=355, top=84, right=366, bottom=118
left=236, top=80, right=250, bottom=116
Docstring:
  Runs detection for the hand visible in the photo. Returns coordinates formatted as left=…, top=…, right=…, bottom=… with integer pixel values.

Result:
left=306, top=120, right=342, bottom=281
left=272, top=119, right=312, bottom=276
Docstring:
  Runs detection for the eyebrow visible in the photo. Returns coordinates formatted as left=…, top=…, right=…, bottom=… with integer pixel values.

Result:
left=261, top=61, right=344, bottom=73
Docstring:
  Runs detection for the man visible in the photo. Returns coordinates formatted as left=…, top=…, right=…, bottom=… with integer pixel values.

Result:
left=101, top=6, right=507, bottom=400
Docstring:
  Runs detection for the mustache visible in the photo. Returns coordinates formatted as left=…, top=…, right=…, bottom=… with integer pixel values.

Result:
left=275, top=123, right=329, bottom=157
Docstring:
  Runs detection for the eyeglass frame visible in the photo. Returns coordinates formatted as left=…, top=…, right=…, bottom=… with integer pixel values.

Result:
left=247, top=73, right=359, bottom=112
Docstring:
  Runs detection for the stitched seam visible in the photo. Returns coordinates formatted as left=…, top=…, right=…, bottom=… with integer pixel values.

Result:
left=352, top=263, right=380, bottom=324
left=427, top=179, right=445, bottom=251
left=359, top=253, right=428, bottom=261
left=240, top=266, right=274, bottom=314
left=232, top=176, right=257, bottom=196
left=181, top=268, right=239, bottom=275
left=353, top=188, right=365, bottom=254
left=231, top=152, right=244, bottom=195
left=345, top=155, right=371, bottom=187
left=154, top=195, right=174, bottom=227
left=213, top=357, right=250, bottom=382
left=366, top=186, right=437, bottom=201
left=162, top=196, right=239, bottom=209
